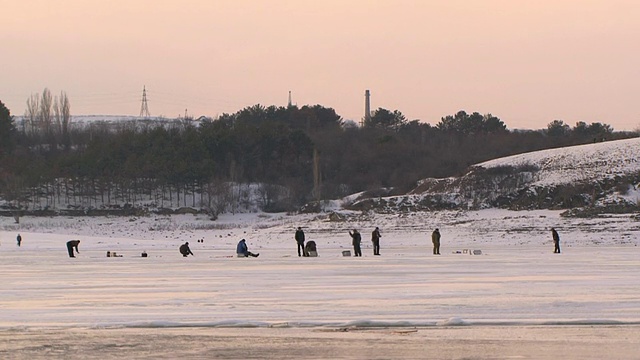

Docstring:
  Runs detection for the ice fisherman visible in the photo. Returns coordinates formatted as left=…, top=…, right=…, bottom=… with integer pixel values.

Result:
left=236, top=239, right=259, bottom=257
left=179, top=242, right=194, bottom=257
left=371, top=227, right=381, bottom=255
left=66, top=240, right=80, bottom=258
left=304, top=240, right=317, bottom=257
left=431, top=229, right=441, bottom=255
left=349, top=229, right=362, bottom=257
left=16, top=234, right=22, bottom=247
left=551, top=228, right=561, bottom=253
left=295, top=227, right=306, bottom=257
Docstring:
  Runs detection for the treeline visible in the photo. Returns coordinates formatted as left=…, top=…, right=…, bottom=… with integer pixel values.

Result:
left=0, top=98, right=637, bottom=214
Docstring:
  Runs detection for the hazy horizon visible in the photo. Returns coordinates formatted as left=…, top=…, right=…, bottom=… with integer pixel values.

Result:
left=2, top=0, right=639, bottom=130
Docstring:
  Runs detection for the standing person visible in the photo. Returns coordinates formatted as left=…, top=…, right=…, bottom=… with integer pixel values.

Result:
left=295, top=227, right=306, bottom=257
left=349, top=229, right=362, bottom=257
left=431, top=229, right=441, bottom=255
left=179, top=242, right=194, bottom=257
left=551, top=228, right=561, bottom=253
left=16, top=234, right=22, bottom=247
left=66, top=240, right=80, bottom=258
left=371, top=227, right=381, bottom=255
left=236, top=239, right=259, bottom=258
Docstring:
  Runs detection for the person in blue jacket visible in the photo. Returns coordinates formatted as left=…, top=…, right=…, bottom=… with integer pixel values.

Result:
left=236, top=239, right=259, bottom=257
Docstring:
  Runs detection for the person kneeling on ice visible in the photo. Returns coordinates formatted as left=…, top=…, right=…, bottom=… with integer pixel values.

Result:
left=236, top=239, right=259, bottom=258
left=304, top=240, right=317, bottom=257
left=179, top=242, right=194, bottom=257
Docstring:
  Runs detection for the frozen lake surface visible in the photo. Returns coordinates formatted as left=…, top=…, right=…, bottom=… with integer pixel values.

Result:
left=1, top=209, right=639, bottom=358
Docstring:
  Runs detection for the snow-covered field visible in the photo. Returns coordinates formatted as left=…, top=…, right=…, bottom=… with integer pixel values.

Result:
left=478, top=137, right=640, bottom=187
left=1, top=209, right=639, bottom=358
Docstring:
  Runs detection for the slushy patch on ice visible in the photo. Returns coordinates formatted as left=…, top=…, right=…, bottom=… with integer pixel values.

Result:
left=437, top=317, right=468, bottom=326
left=340, top=320, right=435, bottom=328
left=83, top=318, right=640, bottom=330
left=539, top=319, right=630, bottom=326
left=94, top=320, right=273, bottom=329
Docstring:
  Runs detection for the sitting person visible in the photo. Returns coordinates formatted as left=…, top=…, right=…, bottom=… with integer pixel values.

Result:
left=236, top=239, right=259, bottom=257
left=304, top=240, right=317, bottom=257
left=179, top=242, right=194, bottom=257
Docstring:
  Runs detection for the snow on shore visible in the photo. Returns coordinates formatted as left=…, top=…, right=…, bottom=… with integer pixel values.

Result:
left=478, top=137, right=640, bottom=187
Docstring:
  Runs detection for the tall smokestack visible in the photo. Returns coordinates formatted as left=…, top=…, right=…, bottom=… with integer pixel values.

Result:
left=364, top=89, right=371, bottom=126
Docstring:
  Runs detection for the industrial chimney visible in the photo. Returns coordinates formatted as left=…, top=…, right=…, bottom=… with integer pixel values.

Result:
left=364, top=90, right=371, bottom=126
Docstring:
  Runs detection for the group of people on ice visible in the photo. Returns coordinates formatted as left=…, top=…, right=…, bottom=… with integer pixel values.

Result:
left=298, top=226, right=437, bottom=257
left=298, top=226, right=559, bottom=258
left=295, top=227, right=317, bottom=257
left=55, top=226, right=560, bottom=258
left=346, top=227, right=432, bottom=257
left=178, top=239, right=260, bottom=258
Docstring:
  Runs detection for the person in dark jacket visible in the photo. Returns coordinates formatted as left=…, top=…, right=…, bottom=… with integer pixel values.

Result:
left=431, top=229, right=441, bottom=255
left=551, top=228, right=561, bottom=253
left=16, top=234, right=22, bottom=247
left=349, top=229, right=362, bottom=257
left=236, top=239, right=259, bottom=257
left=304, top=240, right=317, bottom=257
left=179, top=242, right=193, bottom=257
left=371, top=227, right=381, bottom=255
left=66, top=240, right=80, bottom=258
left=295, top=227, right=306, bottom=257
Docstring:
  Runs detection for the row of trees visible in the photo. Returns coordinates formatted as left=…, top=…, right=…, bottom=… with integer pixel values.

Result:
left=0, top=97, right=636, bottom=213
left=547, top=119, right=613, bottom=139
left=22, top=88, right=72, bottom=150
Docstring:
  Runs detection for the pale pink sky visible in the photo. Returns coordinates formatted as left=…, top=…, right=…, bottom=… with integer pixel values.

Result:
left=1, top=0, right=639, bottom=130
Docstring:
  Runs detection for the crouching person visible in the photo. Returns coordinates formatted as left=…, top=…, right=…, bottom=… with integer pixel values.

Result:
left=236, top=239, right=259, bottom=258
left=66, top=240, right=80, bottom=258
left=179, top=242, right=194, bottom=257
left=304, top=241, right=318, bottom=257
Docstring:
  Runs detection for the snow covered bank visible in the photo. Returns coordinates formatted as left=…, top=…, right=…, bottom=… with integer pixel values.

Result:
left=393, top=137, right=640, bottom=211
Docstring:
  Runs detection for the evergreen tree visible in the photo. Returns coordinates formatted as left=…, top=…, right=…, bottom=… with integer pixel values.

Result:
left=0, top=100, right=17, bottom=158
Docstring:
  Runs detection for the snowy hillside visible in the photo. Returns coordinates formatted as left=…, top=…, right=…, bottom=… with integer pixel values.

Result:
left=478, top=137, right=640, bottom=187
left=351, top=137, right=640, bottom=213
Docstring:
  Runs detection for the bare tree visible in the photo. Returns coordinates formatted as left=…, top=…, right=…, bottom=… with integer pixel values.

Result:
left=312, top=147, right=321, bottom=201
left=24, top=93, right=39, bottom=136
left=228, top=160, right=244, bottom=214
left=257, top=183, right=281, bottom=211
left=54, top=91, right=71, bottom=149
left=40, top=88, right=53, bottom=138
left=23, top=89, right=71, bottom=150
left=2, top=175, right=27, bottom=223
left=54, top=95, right=62, bottom=142
left=201, top=179, right=231, bottom=220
